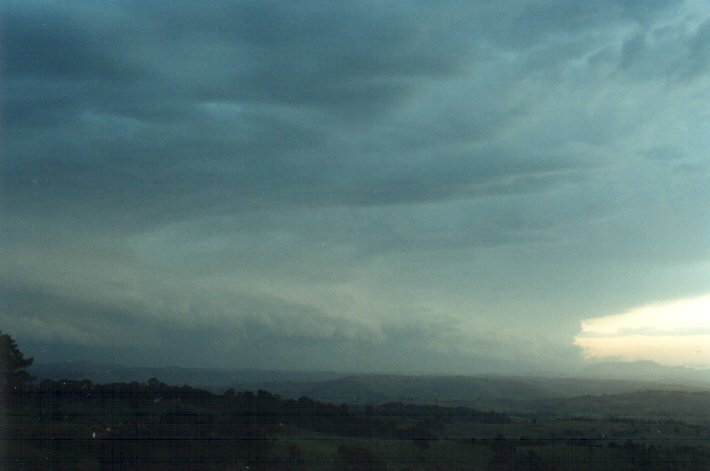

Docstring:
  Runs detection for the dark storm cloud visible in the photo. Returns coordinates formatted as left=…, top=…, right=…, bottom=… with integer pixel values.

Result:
left=510, top=0, right=675, bottom=37
left=1, top=0, right=591, bottom=219
left=615, top=18, right=710, bottom=82
left=0, top=282, right=155, bottom=347
left=0, top=277, right=382, bottom=361
left=2, top=0, right=684, bottom=223
left=2, top=0, right=710, bottom=372
left=2, top=0, right=470, bottom=123
left=2, top=5, right=131, bottom=80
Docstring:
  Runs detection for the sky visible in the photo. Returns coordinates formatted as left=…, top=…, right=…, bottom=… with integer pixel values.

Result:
left=1, top=0, right=710, bottom=375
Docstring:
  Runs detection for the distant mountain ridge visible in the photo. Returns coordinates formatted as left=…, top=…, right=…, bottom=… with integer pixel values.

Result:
left=258, top=373, right=710, bottom=409
left=582, top=360, right=710, bottom=383
left=28, top=361, right=343, bottom=392
left=30, top=360, right=710, bottom=413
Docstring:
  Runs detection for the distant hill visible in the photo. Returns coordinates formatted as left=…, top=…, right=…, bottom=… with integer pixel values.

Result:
left=29, top=361, right=710, bottom=415
left=582, top=360, right=710, bottom=383
left=28, top=361, right=342, bottom=392
left=532, top=389, right=710, bottom=422
left=251, top=374, right=710, bottom=411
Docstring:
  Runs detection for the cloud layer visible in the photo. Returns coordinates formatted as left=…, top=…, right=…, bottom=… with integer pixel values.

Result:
left=2, top=0, right=710, bottom=372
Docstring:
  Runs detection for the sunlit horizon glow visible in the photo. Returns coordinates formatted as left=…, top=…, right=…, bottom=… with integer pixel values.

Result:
left=575, top=294, right=710, bottom=368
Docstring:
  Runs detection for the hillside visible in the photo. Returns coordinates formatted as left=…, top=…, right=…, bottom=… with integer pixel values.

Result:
left=256, top=374, right=710, bottom=411
left=28, top=361, right=343, bottom=392
left=29, top=360, right=710, bottom=424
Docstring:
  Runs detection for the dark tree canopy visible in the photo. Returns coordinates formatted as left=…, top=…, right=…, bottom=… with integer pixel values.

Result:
left=0, top=331, right=34, bottom=394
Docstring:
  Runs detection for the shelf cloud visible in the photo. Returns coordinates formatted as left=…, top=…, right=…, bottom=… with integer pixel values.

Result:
left=2, top=0, right=710, bottom=372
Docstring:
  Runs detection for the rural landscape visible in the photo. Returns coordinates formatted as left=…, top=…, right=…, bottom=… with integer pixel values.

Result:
left=4, top=1, right=710, bottom=469
left=4, top=331, right=710, bottom=470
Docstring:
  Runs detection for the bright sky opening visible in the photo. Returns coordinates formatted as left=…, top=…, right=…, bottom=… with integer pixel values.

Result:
left=575, top=294, right=710, bottom=368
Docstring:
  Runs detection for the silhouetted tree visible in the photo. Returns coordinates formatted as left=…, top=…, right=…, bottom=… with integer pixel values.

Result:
left=0, top=331, right=34, bottom=395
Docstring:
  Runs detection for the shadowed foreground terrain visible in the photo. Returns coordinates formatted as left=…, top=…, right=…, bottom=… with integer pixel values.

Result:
left=4, top=377, right=710, bottom=470
left=4, top=332, right=710, bottom=469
